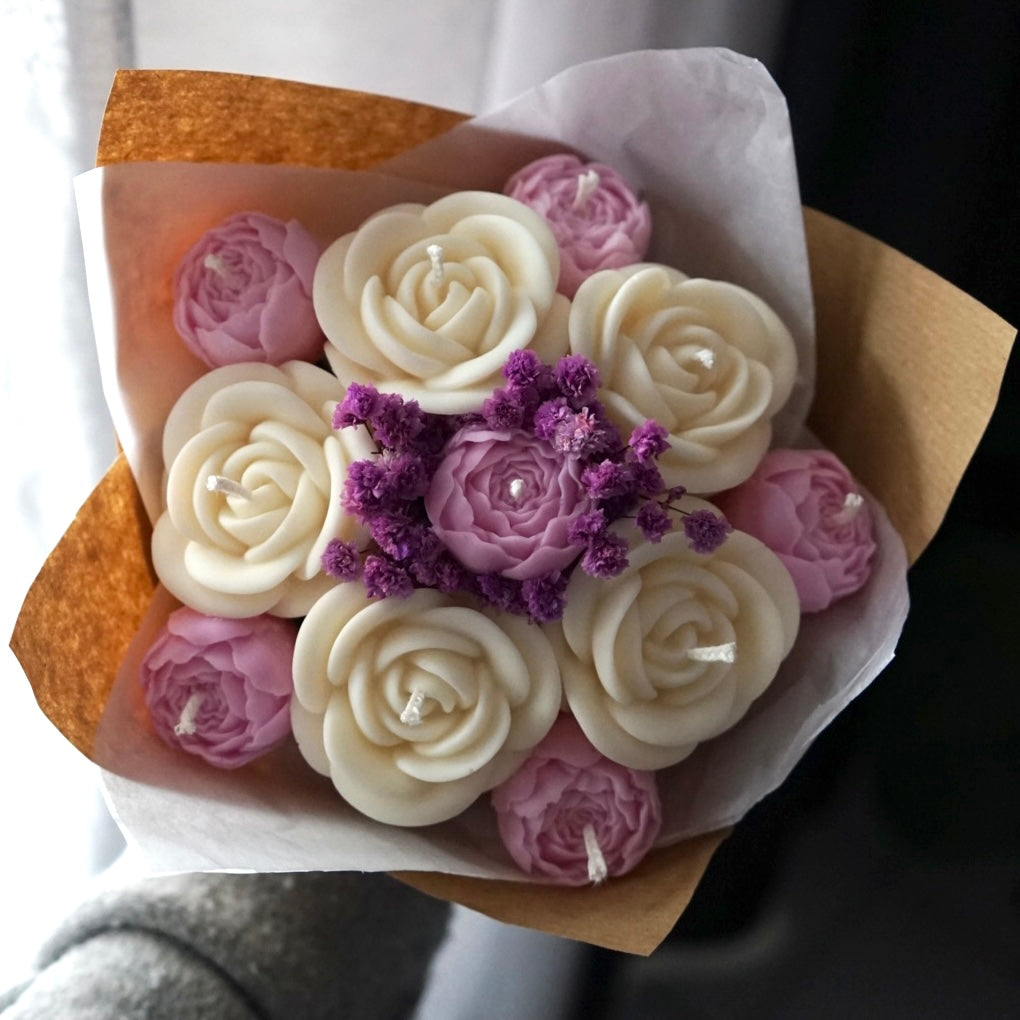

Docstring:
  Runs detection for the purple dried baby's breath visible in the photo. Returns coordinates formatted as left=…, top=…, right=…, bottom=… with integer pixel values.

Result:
left=629, top=461, right=665, bottom=498
left=522, top=572, right=569, bottom=622
left=628, top=420, right=669, bottom=464
left=567, top=509, right=607, bottom=544
left=554, top=354, right=600, bottom=405
left=476, top=574, right=527, bottom=615
left=581, top=531, right=630, bottom=579
left=683, top=509, right=733, bottom=554
left=333, top=382, right=381, bottom=429
left=321, top=538, right=362, bottom=580
left=342, top=459, right=388, bottom=520
left=363, top=555, right=415, bottom=598
left=581, top=460, right=631, bottom=500
left=482, top=387, right=526, bottom=431
left=370, top=393, right=425, bottom=450
left=635, top=501, right=673, bottom=543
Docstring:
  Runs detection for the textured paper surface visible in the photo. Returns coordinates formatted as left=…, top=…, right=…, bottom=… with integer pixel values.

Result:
left=11, top=56, right=1016, bottom=954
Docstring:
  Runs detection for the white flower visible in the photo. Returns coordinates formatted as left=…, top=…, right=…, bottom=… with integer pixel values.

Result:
left=152, top=361, right=374, bottom=617
left=568, top=264, right=798, bottom=494
left=549, top=506, right=800, bottom=770
left=291, top=586, right=562, bottom=826
left=313, top=192, right=569, bottom=414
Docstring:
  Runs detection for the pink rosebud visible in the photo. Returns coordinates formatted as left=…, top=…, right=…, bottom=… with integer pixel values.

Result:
left=425, top=427, right=592, bottom=580
left=492, top=715, right=662, bottom=885
left=173, top=211, right=324, bottom=366
left=504, top=154, right=651, bottom=297
left=715, top=449, right=877, bottom=613
left=140, top=607, right=297, bottom=768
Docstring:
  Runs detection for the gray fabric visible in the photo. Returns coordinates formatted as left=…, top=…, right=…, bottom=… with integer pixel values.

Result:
left=1, top=871, right=450, bottom=1020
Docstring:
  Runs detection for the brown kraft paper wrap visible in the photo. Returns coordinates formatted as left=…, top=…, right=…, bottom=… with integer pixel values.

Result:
left=10, top=68, right=1017, bottom=955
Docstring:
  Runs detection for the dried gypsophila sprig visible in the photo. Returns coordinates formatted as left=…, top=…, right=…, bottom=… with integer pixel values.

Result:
left=320, top=351, right=730, bottom=622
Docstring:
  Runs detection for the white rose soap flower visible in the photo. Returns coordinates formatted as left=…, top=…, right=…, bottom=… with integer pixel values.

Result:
left=152, top=361, right=375, bottom=618
left=313, top=192, right=570, bottom=414
left=290, top=586, right=563, bottom=826
left=549, top=504, right=800, bottom=771
left=568, top=264, right=798, bottom=494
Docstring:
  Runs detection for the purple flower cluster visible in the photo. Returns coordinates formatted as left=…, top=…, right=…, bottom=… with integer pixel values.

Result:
left=324, top=354, right=730, bottom=621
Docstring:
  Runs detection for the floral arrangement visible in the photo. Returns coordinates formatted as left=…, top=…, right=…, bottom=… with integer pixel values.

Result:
left=137, top=152, right=880, bottom=886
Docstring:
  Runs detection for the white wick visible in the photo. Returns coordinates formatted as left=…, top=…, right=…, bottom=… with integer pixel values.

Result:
left=693, top=347, right=716, bottom=369
left=206, top=475, right=253, bottom=500
left=688, top=641, right=737, bottom=663
left=583, top=824, right=608, bottom=884
left=572, top=169, right=600, bottom=210
left=174, top=692, right=203, bottom=736
left=400, top=689, right=426, bottom=727
left=426, top=243, right=445, bottom=285
left=831, top=492, right=864, bottom=526
left=508, top=478, right=525, bottom=504
left=203, top=253, right=228, bottom=275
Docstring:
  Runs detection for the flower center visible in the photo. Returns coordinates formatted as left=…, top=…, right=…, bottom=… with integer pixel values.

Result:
left=829, top=491, right=863, bottom=526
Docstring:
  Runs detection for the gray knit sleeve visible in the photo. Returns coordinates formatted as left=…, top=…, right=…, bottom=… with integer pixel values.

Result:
left=1, top=872, right=450, bottom=1020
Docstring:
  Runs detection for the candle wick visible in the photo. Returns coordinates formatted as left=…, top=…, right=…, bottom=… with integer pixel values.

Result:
left=572, top=169, right=601, bottom=211
left=693, top=347, right=716, bottom=369
left=583, top=824, right=608, bottom=884
left=400, top=689, right=426, bottom=727
left=830, top=492, right=864, bottom=526
left=206, top=475, right=253, bottom=501
left=426, top=243, right=445, bottom=286
left=203, top=253, right=228, bottom=276
left=174, top=692, right=203, bottom=736
left=688, top=641, right=737, bottom=663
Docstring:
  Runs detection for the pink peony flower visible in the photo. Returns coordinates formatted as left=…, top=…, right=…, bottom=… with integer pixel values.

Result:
left=491, top=715, right=662, bottom=885
left=424, top=426, right=592, bottom=580
left=140, top=607, right=297, bottom=768
left=715, top=448, right=877, bottom=613
left=504, top=153, right=651, bottom=297
left=173, top=211, right=324, bottom=366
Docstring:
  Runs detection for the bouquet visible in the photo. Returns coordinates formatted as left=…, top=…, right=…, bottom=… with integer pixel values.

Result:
left=12, top=51, right=1014, bottom=954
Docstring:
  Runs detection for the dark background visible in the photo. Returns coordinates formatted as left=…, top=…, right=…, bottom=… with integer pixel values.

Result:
left=577, top=2, right=1019, bottom=1015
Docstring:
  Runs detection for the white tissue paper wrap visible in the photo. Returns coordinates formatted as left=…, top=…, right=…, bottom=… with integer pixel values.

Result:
left=76, top=49, right=908, bottom=879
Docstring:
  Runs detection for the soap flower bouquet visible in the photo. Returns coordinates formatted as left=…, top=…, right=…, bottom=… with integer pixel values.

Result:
left=30, top=50, right=998, bottom=951
left=137, top=140, right=882, bottom=888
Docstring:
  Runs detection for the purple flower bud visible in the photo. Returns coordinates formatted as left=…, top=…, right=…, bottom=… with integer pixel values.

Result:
left=628, top=420, right=670, bottom=463
left=522, top=572, right=569, bottom=622
left=666, top=485, right=688, bottom=504
left=635, top=502, right=673, bottom=543
left=321, top=538, right=362, bottom=580
left=362, top=555, right=415, bottom=598
left=683, top=509, right=733, bottom=554
left=581, top=532, right=630, bottom=579
left=369, top=513, right=428, bottom=561
left=555, top=354, right=601, bottom=405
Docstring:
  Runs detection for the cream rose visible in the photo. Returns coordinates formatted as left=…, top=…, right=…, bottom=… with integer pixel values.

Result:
left=313, top=192, right=570, bottom=414
left=290, top=586, right=562, bottom=826
left=551, top=504, right=800, bottom=770
left=568, top=264, right=798, bottom=494
left=152, top=361, right=374, bottom=618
